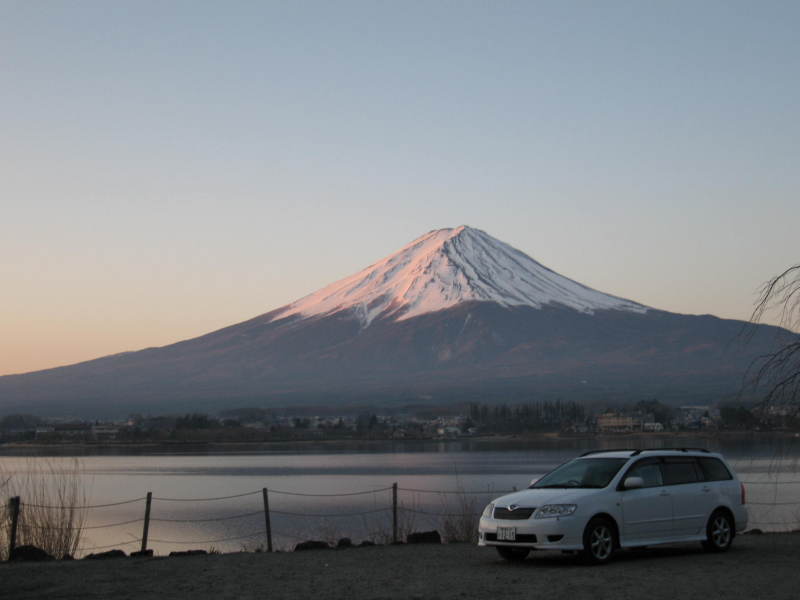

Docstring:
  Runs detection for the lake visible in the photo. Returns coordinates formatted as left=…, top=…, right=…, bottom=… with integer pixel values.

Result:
left=2, top=436, right=799, bottom=556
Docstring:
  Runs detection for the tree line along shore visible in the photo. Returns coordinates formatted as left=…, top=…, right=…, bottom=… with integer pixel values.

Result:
left=2, top=398, right=797, bottom=446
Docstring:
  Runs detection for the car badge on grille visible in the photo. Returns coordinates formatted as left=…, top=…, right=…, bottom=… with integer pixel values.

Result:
left=508, top=504, right=518, bottom=511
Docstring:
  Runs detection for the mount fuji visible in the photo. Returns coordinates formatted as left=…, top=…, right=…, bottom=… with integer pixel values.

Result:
left=0, top=226, right=789, bottom=417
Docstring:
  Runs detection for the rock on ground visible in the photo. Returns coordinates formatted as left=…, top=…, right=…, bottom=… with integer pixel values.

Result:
left=10, top=545, right=54, bottom=562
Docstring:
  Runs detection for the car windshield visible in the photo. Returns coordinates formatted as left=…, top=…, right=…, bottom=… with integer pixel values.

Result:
left=531, top=458, right=628, bottom=489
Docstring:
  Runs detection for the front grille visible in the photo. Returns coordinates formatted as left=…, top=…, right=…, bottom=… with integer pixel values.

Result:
left=486, top=533, right=538, bottom=543
left=493, top=506, right=535, bottom=520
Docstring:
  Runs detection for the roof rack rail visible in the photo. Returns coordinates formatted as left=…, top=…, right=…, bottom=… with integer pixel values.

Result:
left=580, top=449, right=639, bottom=457
left=630, top=447, right=711, bottom=456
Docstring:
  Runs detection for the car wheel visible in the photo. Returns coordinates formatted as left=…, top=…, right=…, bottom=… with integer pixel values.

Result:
left=581, top=517, right=617, bottom=564
left=702, top=510, right=734, bottom=552
left=496, top=546, right=530, bottom=562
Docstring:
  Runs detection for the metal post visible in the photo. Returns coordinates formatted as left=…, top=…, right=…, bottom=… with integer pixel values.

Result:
left=392, top=483, right=398, bottom=544
left=8, top=496, right=20, bottom=561
left=262, top=488, right=273, bottom=553
left=140, top=492, right=152, bottom=553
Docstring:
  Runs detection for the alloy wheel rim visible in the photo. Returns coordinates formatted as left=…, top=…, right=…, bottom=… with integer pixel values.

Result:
left=712, top=516, right=731, bottom=547
left=590, top=525, right=613, bottom=560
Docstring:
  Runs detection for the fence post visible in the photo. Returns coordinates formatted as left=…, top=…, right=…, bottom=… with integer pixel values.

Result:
left=392, top=483, right=398, bottom=544
left=262, top=488, right=273, bottom=553
left=140, top=492, right=152, bottom=553
left=7, top=496, right=20, bottom=561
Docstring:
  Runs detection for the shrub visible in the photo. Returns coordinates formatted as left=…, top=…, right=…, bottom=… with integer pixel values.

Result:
left=0, top=458, right=86, bottom=559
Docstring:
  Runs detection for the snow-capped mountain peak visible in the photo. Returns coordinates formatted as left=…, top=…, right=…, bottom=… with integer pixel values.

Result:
left=271, top=226, right=647, bottom=326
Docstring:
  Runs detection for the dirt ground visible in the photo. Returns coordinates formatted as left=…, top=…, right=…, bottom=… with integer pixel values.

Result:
left=2, top=533, right=798, bottom=600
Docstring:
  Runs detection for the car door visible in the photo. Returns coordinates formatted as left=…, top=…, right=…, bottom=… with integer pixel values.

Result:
left=695, top=457, right=732, bottom=528
left=662, top=457, right=709, bottom=537
left=619, top=458, right=673, bottom=542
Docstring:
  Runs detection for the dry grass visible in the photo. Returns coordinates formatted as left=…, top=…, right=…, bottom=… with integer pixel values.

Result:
left=361, top=496, right=420, bottom=544
left=0, top=458, right=87, bottom=559
left=438, top=491, right=480, bottom=544
left=313, top=518, right=346, bottom=546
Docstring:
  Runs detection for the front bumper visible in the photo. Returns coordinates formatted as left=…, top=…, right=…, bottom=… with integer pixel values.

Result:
left=478, top=514, right=584, bottom=551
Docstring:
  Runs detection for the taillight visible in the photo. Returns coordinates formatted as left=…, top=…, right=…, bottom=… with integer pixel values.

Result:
left=741, top=482, right=746, bottom=505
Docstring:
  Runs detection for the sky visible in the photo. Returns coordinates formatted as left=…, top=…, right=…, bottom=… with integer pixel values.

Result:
left=1, top=1, right=798, bottom=376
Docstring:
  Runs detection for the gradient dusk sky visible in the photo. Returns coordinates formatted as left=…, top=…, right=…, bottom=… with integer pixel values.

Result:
left=2, top=1, right=798, bottom=375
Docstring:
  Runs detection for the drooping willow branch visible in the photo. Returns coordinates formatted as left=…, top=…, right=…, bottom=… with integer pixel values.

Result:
left=745, top=264, right=800, bottom=405
left=750, top=264, right=800, bottom=331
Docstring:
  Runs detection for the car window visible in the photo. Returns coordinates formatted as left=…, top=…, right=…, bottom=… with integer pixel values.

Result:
left=661, top=457, right=701, bottom=485
left=625, top=458, right=663, bottom=488
left=698, top=457, right=733, bottom=481
left=531, top=458, right=628, bottom=489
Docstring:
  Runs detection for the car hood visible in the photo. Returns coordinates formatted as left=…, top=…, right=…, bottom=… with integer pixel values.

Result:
left=490, top=487, right=601, bottom=508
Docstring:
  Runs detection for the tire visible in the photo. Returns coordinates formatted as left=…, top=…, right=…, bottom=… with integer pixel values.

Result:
left=702, top=510, right=734, bottom=552
left=496, top=546, right=530, bottom=562
left=581, top=517, right=617, bottom=565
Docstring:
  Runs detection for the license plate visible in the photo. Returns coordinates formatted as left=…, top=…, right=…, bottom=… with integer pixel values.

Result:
left=497, top=527, right=516, bottom=541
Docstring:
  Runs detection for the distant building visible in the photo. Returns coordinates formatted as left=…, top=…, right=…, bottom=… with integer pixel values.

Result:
left=679, top=406, right=719, bottom=429
left=436, top=426, right=461, bottom=438
left=596, top=412, right=639, bottom=433
left=34, top=426, right=55, bottom=439
left=54, top=423, right=92, bottom=438
left=642, top=422, right=664, bottom=432
left=91, top=425, right=119, bottom=440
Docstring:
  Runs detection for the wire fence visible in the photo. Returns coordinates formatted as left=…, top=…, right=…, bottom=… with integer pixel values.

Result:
left=22, top=497, right=147, bottom=510
left=2, top=484, right=510, bottom=558
left=77, top=539, right=143, bottom=552
left=4, top=479, right=799, bottom=559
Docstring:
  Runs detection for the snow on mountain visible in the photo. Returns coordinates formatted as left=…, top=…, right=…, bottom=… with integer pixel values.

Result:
left=271, top=226, right=647, bottom=327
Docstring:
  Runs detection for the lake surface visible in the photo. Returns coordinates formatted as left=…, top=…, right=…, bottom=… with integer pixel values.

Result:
left=2, top=437, right=799, bottom=556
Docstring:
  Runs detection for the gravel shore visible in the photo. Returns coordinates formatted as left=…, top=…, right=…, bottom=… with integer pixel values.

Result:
left=3, top=533, right=798, bottom=600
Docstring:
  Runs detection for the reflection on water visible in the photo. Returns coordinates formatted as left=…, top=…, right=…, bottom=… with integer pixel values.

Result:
left=1, top=436, right=799, bottom=556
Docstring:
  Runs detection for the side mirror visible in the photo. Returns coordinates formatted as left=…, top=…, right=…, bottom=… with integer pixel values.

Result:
left=623, top=476, right=644, bottom=490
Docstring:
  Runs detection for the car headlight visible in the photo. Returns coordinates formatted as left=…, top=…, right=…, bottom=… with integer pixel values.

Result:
left=482, top=503, right=495, bottom=518
left=534, top=504, right=577, bottom=519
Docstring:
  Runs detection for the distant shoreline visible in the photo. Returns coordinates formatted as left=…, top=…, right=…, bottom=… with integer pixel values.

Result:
left=1, top=430, right=796, bottom=455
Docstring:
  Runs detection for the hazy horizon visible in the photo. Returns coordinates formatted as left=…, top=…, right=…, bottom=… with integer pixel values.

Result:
left=3, top=1, right=798, bottom=375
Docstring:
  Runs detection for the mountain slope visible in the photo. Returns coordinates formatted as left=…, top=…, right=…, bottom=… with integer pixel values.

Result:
left=0, top=226, right=791, bottom=417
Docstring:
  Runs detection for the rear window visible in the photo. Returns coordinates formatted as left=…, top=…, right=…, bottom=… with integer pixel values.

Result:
left=698, top=457, right=733, bottom=481
left=661, top=458, right=701, bottom=485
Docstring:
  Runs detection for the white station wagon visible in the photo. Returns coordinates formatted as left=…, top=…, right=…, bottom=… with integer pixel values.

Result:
left=478, top=448, right=747, bottom=564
